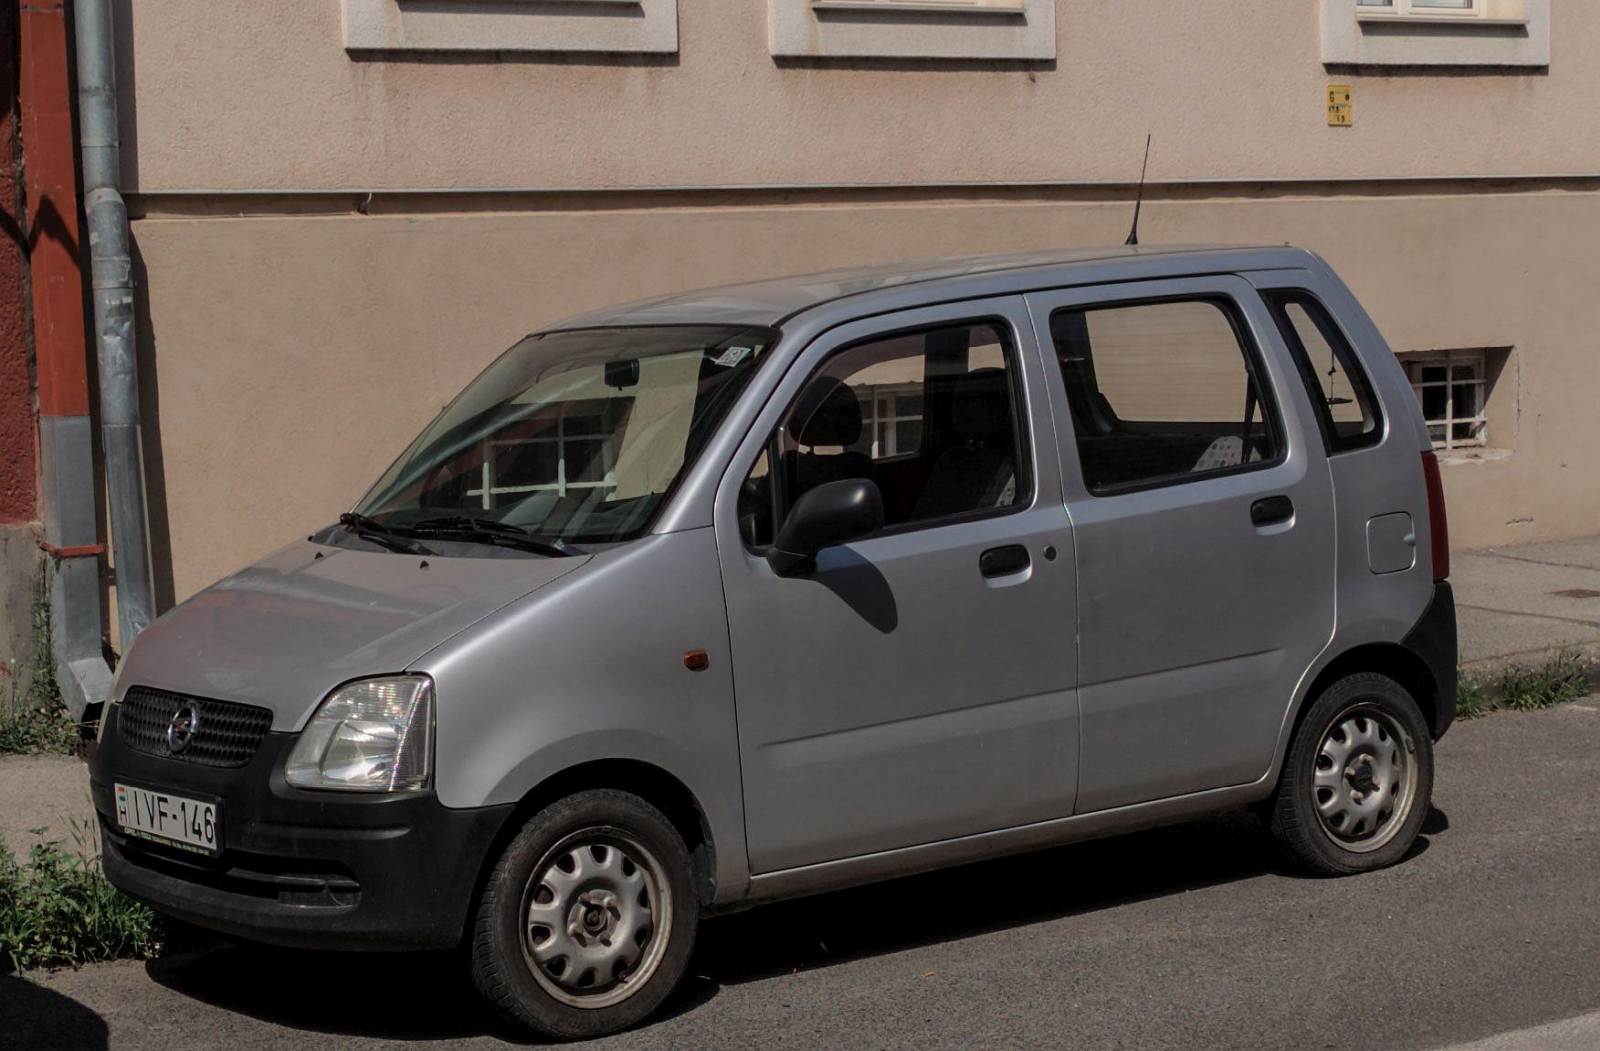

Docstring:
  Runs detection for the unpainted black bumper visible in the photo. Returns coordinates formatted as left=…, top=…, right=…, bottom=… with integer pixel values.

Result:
left=90, top=704, right=513, bottom=951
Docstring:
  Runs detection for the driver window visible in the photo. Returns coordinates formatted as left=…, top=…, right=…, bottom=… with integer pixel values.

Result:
left=740, top=321, right=1026, bottom=547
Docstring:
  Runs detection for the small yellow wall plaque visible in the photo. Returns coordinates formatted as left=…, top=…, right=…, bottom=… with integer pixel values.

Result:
left=1328, top=84, right=1353, bottom=127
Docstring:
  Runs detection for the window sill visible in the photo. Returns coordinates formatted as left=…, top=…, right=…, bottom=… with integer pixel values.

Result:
left=812, top=0, right=1026, bottom=13
left=1356, top=13, right=1528, bottom=26
left=1435, top=447, right=1511, bottom=466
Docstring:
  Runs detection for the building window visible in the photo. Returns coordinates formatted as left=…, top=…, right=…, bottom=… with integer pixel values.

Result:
left=1356, top=0, right=1526, bottom=21
left=342, top=0, right=678, bottom=54
left=1403, top=351, right=1488, bottom=451
left=857, top=385, right=925, bottom=461
left=769, top=0, right=1054, bottom=60
left=1321, top=0, right=1547, bottom=66
left=466, top=400, right=625, bottom=509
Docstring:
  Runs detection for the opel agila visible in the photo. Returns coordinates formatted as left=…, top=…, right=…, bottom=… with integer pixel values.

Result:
left=92, top=246, right=1457, bottom=1040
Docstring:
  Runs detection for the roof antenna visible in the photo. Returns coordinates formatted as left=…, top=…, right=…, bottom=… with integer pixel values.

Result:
left=1124, top=132, right=1152, bottom=247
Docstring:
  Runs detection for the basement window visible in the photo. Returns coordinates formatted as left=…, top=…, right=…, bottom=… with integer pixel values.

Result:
left=1403, top=350, right=1489, bottom=451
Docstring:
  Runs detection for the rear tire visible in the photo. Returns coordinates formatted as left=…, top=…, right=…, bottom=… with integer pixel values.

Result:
left=470, top=789, right=699, bottom=1040
left=1269, top=672, right=1434, bottom=876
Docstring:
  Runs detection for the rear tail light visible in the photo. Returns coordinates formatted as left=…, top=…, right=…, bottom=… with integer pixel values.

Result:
left=1421, top=450, right=1450, bottom=581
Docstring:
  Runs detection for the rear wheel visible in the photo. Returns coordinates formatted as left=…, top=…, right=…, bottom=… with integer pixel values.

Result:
left=1269, top=672, right=1434, bottom=875
left=470, top=789, right=698, bottom=1040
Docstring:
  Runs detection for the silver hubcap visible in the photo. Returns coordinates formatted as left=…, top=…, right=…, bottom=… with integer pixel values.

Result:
left=1313, top=705, right=1418, bottom=853
left=519, top=830, right=671, bottom=1009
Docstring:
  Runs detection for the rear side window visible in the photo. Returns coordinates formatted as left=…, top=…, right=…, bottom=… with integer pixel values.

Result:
left=1048, top=298, right=1281, bottom=495
left=1263, top=290, right=1382, bottom=454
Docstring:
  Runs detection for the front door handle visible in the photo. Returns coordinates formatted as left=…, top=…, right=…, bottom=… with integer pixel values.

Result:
left=1251, top=495, right=1295, bottom=527
left=979, top=544, right=1031, bottom=578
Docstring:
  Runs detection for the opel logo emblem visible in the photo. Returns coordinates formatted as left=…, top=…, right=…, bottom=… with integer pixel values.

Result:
left=167, top=703, right=201, bottom=754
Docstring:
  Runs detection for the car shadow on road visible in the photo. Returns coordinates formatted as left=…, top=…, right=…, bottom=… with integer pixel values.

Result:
left=141, top=806, right=1449, bottom=1043
left=0, top=975, right=112, bottom=1051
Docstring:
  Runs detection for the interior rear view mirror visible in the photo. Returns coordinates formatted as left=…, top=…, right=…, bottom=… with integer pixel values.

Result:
left=605, top=358, right=640, bottom=389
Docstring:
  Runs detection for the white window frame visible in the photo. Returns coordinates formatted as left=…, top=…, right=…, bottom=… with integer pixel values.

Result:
left=856, top=383, right=925, bottom=461
left=1355, top=0, right=1527, bottom=25
left=1403, top=350, right=1488, bottom=452
left=467, top=414, right=618, bottom=509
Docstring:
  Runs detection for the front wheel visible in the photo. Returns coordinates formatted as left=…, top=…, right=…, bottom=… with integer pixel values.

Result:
left=470, top=789, right=699, bottom=1040
left=1269, top=672, right=1434, bottom=875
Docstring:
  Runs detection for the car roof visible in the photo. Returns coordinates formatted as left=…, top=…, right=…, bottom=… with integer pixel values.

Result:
left=546, top=243, right=1316, bottom=333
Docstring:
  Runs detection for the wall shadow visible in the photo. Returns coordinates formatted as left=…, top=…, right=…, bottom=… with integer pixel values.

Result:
left=0, top=975, right=111, bottom=1051
left=129, top=240, right=176, bottom=613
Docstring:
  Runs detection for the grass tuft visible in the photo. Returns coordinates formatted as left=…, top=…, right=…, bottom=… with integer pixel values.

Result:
left=0, top=826, right=161, bottom=973
left=1456, top=650, right=1594, bottom=720
left=1456, top=672, right=1494, bottom=720
left=1500, top=651, right=1591, bottom=713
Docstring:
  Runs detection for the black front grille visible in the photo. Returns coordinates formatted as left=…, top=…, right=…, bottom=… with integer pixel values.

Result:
left=118, top=686, right=273, bottom=767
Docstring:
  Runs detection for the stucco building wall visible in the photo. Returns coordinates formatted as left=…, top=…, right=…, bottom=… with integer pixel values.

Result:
left=110, top=1, right=1600, bottom=601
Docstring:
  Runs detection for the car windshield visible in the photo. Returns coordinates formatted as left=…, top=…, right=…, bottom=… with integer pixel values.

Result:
left=354, top=324, right=777, bottom=545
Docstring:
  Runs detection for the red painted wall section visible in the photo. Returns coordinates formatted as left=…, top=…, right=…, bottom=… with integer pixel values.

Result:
left=0, top=1, right=39, bottom=525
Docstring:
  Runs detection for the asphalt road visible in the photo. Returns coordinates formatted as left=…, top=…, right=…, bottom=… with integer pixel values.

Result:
left=6, top=702, right=1600, bottom=1051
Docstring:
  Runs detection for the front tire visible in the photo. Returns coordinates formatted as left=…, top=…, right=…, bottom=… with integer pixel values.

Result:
left=470, top=789, right=699, bottom=1040
left=1269, top=672, right=1434, bottom=876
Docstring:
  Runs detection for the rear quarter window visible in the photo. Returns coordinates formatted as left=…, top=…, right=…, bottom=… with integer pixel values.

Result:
left=1263, top=290, right=1383, bottom=455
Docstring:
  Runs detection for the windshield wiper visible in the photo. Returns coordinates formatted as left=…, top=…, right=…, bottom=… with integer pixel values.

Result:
left=337, top=512, right=434, bottom=555
left=406, top=516, right=580, bottom=557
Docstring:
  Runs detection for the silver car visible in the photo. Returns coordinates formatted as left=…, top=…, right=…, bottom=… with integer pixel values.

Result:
left=91, top=245, right=1457, bottom=1039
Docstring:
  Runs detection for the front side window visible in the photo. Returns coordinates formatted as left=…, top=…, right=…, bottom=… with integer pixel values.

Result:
left=740, top=320, right=1027, bottom=547
left=1049, top=299, right=1281, bottom=495
left=357, top=324, right=775, bottom=545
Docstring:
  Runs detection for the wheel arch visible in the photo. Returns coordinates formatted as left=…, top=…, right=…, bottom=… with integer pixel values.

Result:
left=1292, top=642, right=1441, bottom=748
left=472, top=758, right=720, bottom=919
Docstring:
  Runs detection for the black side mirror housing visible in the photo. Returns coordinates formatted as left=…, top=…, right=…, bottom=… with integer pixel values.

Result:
left=766, top=479, right=885, bottom=577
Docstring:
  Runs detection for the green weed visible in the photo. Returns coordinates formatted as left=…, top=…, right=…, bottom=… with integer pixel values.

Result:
left=0, top=826, right=160, bottom=973
left=0, top=562, right=82, bottom=756
left=1500, top=651, right=1591, bottom=713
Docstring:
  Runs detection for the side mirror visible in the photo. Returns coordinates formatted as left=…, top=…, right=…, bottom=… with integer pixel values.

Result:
left=766, top=479, right=884, bottom=577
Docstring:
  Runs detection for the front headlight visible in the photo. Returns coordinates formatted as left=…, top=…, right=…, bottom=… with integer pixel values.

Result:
left=285, top=676, right=433, bottom=792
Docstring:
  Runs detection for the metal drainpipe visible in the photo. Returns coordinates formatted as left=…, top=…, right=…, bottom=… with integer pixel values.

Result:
left=74, top=0, right=156, bottom=651
left=20, top=0, right=113, bottom=720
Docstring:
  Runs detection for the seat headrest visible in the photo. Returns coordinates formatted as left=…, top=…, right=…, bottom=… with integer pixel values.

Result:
left=794, top=378, right=864, bottom=448
left=950, top=368, right=1011, bottom=447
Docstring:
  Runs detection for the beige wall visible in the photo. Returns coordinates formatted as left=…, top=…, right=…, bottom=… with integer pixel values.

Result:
left=134, top=189, right=1600, bottom=600
left=110, top=0, right=1600, bottom=603
left=118, top=1, right=1599, bottom=193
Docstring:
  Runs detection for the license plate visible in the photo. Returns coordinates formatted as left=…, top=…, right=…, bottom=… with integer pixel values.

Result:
left=114, top=783, right=221, bottom=856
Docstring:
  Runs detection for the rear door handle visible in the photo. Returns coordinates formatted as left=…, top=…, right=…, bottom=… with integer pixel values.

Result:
left=1251, top=495, right=1295, bottom=527
left=979, top=544, right=1031, bottom=578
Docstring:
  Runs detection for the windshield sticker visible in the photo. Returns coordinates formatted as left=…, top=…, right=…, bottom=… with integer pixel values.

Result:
left=710, top=346, right=753, bottom=368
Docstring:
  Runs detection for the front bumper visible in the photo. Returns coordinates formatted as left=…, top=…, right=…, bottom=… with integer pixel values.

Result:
left=90, top=704, right=513, bottom=951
